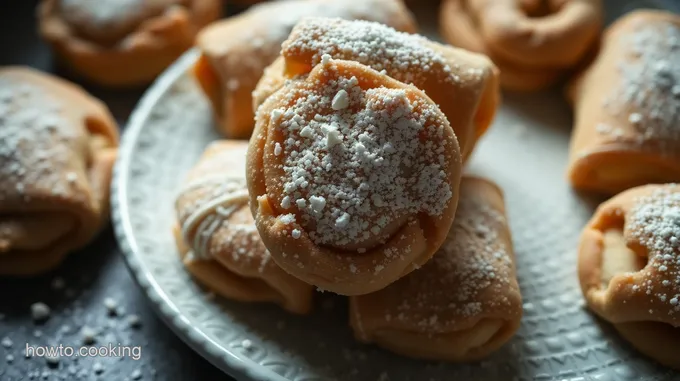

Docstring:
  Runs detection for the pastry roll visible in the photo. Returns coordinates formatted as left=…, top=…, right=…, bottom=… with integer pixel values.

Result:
left=350, top=176, right=522, bottom=361
left=248, top=58, right=462, bottom=295
left=439, top=0, right=602, bottom=91
left=39, top=0, right=222, bottom=87
left=0, top=67, right=118, bottom=276
left=254, top=17, right=500, bottom=160
left=174, top=141, right=314, bottom=314
left=578, top=184, right=680, bottom=369
left=567, top=10, right=680, bottom=195
left=193, top=0, right=416, bottom=138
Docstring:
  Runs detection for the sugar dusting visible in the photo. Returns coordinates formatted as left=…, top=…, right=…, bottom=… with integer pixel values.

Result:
left=266, top=56, right=455, bottom=248
left=232, top=0, right=409, bottom=58
left=387, top=195, right=515, bottom=330
left=0, top=79, right=82, bottom=207
left=59, top=0, right=180, bottom=28
left=282, top=18, right=462, bottom=88
left=176, top=147, right=272, bottom=273
left=627, top=185, right=680, bottom=316
left=602, top=21, right=680, bottom=148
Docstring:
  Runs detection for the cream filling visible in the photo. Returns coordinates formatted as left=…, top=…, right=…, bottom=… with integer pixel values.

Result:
left=600, top=229, right=646, bottom=289
left=180, top=185, right=249, bottom=260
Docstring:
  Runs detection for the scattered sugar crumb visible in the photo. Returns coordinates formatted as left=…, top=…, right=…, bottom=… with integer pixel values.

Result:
left=104, top=297, right=118, bottom=315
left=332, top=89, right=350, bottom=110
left=93, top=361, right=105, bottom=374
left=1, top=337, right=12, bottom=348
left=81, top=326, right=97, bottom=345
left=45, top=354, right=60, bottom=367
left=127, top=314, right=142, bottom=328
left=31, top=302, right=51, bottom=322
left=131, top=369, right=143, bottom=380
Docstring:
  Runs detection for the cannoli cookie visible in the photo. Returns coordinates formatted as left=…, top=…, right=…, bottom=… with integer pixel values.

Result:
left=578, top=184, right=680, bottom=369
left=0, top=67, right=118, bottom=276
left=254, top=17, right=500, bottom=160
left=175, top=141, right=314, bottom=314
left=248, top=58, right=462, bottom=295
left=350, top=177, right=522, bottom=361
left=193, top=0, right=416, bottom=138
left=38, top=0, right=222, bottom=87
left=567, top=10, right=680, bottom=195
left=440, top=0, right=602, bottom=91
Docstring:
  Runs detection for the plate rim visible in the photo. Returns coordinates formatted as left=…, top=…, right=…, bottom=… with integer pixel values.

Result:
left=110, top=48, right=289, bottom=381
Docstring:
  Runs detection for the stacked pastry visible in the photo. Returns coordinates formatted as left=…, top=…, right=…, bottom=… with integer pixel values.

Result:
left=192, top=0, right=417, bottom=138
left=572, top=10, right=680, bottom=369
left=439, top=0, right=603, bottom=91
left=0, top=67, right=118, bottom=276
left=176, top=15, right=523, bottom=361
left=350, top=177, right=522, bottom=361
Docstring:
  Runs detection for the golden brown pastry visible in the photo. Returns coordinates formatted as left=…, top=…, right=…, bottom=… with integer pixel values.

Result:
left=0, top=67, right=118, bottom=276
left=254, top=17, right=500, bottom=161
left=567, top=10, right=680, bottom=195
left=578, top=183, right=680, bottom=369
left=350, top=176, right=522, bottom=361
left=248, top=58, right=462, bottom=296
left=174, top=140, right=314, bottom=314
left=39, top=0, right=222, bottom=87
left=440, top=0, right=602, bottom=91
left=193, top=0, right=416, bottom=138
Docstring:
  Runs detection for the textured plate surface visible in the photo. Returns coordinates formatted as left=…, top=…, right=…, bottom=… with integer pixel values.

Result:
left=111, top=1, right=680, bottom=380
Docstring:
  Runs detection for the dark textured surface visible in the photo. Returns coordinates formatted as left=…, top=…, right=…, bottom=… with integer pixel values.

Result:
left=0, top=1, right=234, bottom=380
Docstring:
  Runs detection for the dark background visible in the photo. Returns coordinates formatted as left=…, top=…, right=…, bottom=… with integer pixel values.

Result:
left=0, top=1, right=238, bottom=380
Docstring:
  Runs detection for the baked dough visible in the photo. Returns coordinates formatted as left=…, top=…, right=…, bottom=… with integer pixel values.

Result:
left=193, top=0, right=416, bottom=138
left=39, top=0, right=222, bottom=87
left=174, top=140, right=314, bottom=314
left=254, top=17, right=500, bottom=161
left=0, top=67, right=118, bottom=276
left=578, top=183, right=680, bottom=369
left=567, top=10, right=680, bottom=195
left=440, top=0, right=602, bottom=91
left=350, top=176, right=522, bottom=361
left=248, top=58, right=462, bottom=296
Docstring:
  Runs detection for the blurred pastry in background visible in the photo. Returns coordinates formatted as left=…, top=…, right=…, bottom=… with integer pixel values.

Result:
left=440, top=0, right=602, bottom=91
left=350, top=176, right=522, bottom=361
left=174, top=141, right=314, bottom=314
left=567, top=10, right=680, bottom=195
left=38, top=0, right=222, bottom=87
left=248, top=57, right=462, bottom=295
left=254, top=17, right=499, bottom=160
left=0, top=67, right=118, bottom=276
left=578, top=183, right=680, bottom=369
left=229, top=0, right=265, bottom=4
left=193, top=0, right=416, bottom=138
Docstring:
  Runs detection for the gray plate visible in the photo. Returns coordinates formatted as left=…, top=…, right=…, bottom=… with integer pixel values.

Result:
left=111, top=2, right=680, bottom=380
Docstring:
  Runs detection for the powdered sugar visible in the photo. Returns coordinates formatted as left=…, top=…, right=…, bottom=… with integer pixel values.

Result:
left=59, top=0, right=180, bottom=32
left=246, top=0, right=409, bottom=50
left=627, top=185, right=680, bottom=315
left=603, top=21, right=680, bottom=149
left=404, top=196, right=512, bottom=323
left=0, top=79, right=81, bottom=205
left=176, top=146, right=271, bottom=271
left=282, top=18, right=455, bottom=88
left=266, top=58, right=455, bottom=247
left=363, top=189, right=516, bottom=332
